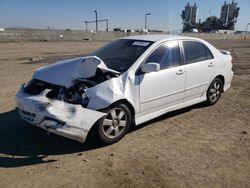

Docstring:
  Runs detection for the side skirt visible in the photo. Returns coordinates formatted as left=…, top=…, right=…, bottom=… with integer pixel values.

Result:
left=135, top=94, right=207, bottom=126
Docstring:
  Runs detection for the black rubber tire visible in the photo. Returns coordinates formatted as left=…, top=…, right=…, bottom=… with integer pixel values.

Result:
left=206, top=78, right=223, bottom=105
left=95, top=103, right=132, bottom=145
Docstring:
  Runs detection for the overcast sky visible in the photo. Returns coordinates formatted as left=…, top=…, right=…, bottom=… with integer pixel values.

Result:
left=0, top=0, right=249, bottom=31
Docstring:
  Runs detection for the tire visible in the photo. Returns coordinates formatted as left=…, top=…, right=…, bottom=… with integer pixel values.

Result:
left=95, top=103, right=132, bottom=145
left=206, top=78, right=223, bottom=105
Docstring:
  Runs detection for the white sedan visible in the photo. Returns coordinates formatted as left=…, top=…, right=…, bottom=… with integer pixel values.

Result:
left=16, top=35, right=233, bottom=144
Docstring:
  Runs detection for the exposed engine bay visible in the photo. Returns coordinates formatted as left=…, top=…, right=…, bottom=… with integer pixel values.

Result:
left=24, top=68, right=119, bottom=107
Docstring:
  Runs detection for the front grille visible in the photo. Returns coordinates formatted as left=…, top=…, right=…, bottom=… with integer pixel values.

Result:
left=19, top=109, right=36, bottom=123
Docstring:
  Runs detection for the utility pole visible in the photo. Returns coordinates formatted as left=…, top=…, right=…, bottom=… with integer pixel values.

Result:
left=145, top=13, right=151, bottom=31
left=47, top=26, right=53, bottom=41
left=244, top=23, right=250, bottom=39
left=106, top=19, right=109, bottom=31
left=94, top=10, right=98, bottom=32
left=84, top=21, right=88, bottom=32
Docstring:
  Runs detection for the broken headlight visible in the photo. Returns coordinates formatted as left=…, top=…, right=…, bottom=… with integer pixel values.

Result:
left=24, top=79, right=47, bottom=95
left=58, top=80, right=92, bottom=107
left=24, top=79, right=61, bottom=95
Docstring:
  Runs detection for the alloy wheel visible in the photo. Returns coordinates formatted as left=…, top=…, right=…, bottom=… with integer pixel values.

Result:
left=102, top=107, right=128, bottom=139
left=209, top=81, right=221, bottom=102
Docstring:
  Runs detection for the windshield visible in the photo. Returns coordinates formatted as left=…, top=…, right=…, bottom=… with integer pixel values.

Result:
left=91, top=39, right=153, bottom=72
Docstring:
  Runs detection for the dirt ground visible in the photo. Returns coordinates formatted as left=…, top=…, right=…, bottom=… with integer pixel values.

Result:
left=0, top=40, right=249, bottom=188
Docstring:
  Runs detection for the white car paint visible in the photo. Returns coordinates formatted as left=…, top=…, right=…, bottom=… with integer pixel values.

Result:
left=34, top=56, right=119, bottom=87
left=139, top=65, right=186, bottom=113
left=16, top=35, right=233, bottom=143
left=16, top=86, right=105, bottom=143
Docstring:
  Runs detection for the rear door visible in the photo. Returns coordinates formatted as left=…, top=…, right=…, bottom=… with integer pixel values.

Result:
left=181, top=40, right=215, bottom=101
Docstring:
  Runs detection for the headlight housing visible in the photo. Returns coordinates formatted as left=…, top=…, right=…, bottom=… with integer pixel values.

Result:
left=24, top=79, right=60, bottom=95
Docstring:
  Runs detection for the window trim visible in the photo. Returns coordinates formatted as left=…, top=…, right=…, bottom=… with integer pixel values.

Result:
left=181, top=40, right=214, bottom=65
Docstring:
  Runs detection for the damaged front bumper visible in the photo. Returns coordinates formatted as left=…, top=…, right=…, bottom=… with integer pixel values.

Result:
left=16, top=85, right=106, bottom=143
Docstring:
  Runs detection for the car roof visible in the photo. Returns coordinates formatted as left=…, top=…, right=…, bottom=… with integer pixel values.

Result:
left=122, top=34, right=198, bottom=42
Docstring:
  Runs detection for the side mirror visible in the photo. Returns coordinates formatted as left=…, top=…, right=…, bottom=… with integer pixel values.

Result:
left=141, top=62, right=160, bottom=73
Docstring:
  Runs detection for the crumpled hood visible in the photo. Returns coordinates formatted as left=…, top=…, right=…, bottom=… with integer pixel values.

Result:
left=33, top=56, right=118, bottom=87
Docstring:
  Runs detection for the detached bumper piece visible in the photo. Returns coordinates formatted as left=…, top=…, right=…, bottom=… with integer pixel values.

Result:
left=16, top=85, right=106, bottom=143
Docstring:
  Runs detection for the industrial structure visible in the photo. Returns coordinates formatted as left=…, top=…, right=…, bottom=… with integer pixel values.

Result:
left=220, top=0, right=240, bottom=30
left=181, top=1, right=240, bottom=32
left=181, top=3, right=198, bottom=32
left=84, top=10, right=109, bottom=32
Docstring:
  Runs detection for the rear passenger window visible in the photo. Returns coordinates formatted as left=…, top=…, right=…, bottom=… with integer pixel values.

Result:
left=183, top=41, right=213, bottom=64
left=145, top=41, right=181, bottom=69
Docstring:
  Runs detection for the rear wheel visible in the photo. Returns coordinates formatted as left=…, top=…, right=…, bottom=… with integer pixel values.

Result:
left=96, top=103, right=132, bottom=145
left=206, top=78, right=223, bottom=105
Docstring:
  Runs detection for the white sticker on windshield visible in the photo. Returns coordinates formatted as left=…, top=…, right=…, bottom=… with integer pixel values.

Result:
left=132, top=41, right=150, bottom=46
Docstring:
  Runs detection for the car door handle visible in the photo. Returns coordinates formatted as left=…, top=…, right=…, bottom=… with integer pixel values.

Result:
left=208, top=62, right=214, bottom=67
left=176, top=69, right=185, bottom=75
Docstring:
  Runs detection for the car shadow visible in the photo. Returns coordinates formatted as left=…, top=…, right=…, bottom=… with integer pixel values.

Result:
left=0, top=102, right=208, bottom=168
left=0, top=109, right=102, bottom=168
left=131, top=102, right=208, bottom=132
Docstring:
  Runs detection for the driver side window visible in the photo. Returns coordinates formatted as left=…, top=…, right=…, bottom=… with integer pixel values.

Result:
left=145, top=41, right=181, bottom=69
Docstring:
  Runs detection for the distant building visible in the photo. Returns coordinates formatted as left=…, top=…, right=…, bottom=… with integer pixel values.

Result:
left=181, top=1, right=240, bottom=32
left=181, top=3, right=198, bottom=32
left=220, top=0, right=240, bottom=30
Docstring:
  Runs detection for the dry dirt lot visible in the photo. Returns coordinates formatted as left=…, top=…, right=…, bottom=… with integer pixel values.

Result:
left=0, top=40, right=249, bottom=188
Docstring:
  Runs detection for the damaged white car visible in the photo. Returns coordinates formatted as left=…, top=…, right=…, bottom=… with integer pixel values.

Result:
left=16, top=35, right=233, bottom=144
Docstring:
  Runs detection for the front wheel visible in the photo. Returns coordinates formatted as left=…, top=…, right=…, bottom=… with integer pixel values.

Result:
left=206, top=78, right=223, bottom=105
left=95, top=103, right=132, bottom=145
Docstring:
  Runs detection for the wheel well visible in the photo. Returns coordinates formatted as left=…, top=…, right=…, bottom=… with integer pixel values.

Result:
left=215, top=75, right=225, bottom=92
left=87, top=99, right=136, bottom=140
left=112, top=99, right=135, bottom=116
left=111, top=99, right=135, bottom=126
